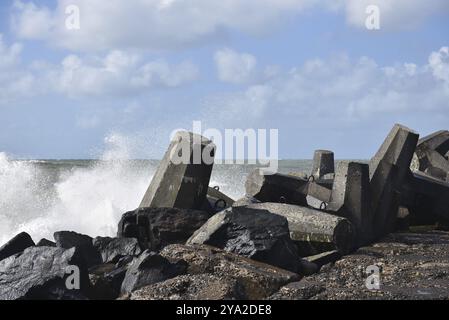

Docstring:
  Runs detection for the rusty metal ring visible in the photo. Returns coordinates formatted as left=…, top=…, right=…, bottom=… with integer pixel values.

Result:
left=213, top=185, right=220, bottom=191
left=279, top=196, right=286, bottom=203
left=308, top=175, right=315, bottom=182
left=214, top=198, right=227, bottom=210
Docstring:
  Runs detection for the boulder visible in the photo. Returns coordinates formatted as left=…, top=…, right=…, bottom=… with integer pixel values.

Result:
left=120, top=250, right=187, bottom=294
left=232, top=196, right=261, bottom=207
left=89, top=262, right=129, bottom=300
left=130, top=274, right=246, bottom=300
left=118, top=207, right=210, bottom=249
left=92, top=237, right=142, bottom=264
left=160, top=244, right=301, bottom=299
left=187, top=206, right=303, bottom=273
left=139, top=131, right=215, bottom=210
left=0, top=246, right=89, bottom=300
left=54, top=231, right=101, bottom=268
left=246, top=203, right=355, bottom=256
left=245, top=169, right=308, bottom=206
left=117, top=209, right=155, bottom=250
left=0, top=232, right=35, bottom=262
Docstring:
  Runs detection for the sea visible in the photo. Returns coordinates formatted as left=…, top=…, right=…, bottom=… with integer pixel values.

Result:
left=0, top=153, right=319, bottom=245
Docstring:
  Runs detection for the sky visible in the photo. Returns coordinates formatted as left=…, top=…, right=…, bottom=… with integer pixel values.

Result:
left=0, top=0, right=448, bottom=159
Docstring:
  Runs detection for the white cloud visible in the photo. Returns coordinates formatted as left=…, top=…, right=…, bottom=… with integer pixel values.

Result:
left=11, top=0, right=317, bottom=52
left=10, top=0, right=449, bottom=52
left=214, top=48, right=258, bottom=84
left=205, top=47, right=449, bottom=123
left=0, top=36, right=199, bottom=103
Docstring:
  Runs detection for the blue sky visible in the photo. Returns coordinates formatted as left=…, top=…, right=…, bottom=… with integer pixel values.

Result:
left=0, top=0, right=448, bottom=159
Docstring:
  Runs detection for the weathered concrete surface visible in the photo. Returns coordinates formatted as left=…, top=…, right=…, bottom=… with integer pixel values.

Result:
left=140, top=131, right=216, bottom=209
left=414, top=130, right=449, bottom=180
left=311, top=150, right=335, bottom=179
left=160, top=244, right=300, bottom=299
left=187, top=206, right=303, bottom=273
left=369, top=124, right=419, bottom=239
left=269, top=230, right=449, bottom=300
left=245, top=169, right=308, bottom=205
left=327, top=161, right=372, bottom=246
left=246, top=203, right=355, bottom=256
left=204, top=186, right=235, bottom=213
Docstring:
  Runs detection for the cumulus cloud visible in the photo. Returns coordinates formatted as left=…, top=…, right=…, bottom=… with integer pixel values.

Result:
left=11, top=0, right=317, bottom=52
left=214, top=48, right=258, bottom=84
left=0, top=36, right=199, bottom=103
left=205, top=47, right=449, bottom=123
left=10, top=0, right=449, bottom=52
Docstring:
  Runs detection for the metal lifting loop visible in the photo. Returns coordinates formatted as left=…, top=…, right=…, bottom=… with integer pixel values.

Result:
left=320, top=202, right=327, bottom=210
left=213, top=186, right=220, bottom=191
left=279, top=196, right=286, bottom=203
left=214, top=198, right=227, bottom=210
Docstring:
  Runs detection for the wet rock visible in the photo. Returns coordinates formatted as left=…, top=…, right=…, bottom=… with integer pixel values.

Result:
left=36, top=238, right=56, bottom=247
left=54, top=231, right=101, bottom=268
left=117, top=209, right=156, bottom=250
left=187, top=206, right=303, bottom=273
left=160, top=244, right=301, bottom=299
left=120, top=250, right=187, bottom=294
left=118, top=207, right=210, bottom=249
left=0, top=232, right=35, bottom=262
left=0, top=246, right=89, bottom=300
left=89, top=263, right=129, bottom=300
left=92, top=237, right=141, bottom=264
left=139, top=131, right=215, bottom=210
left=130, top=274, right=246, bottom=300
left=246, top=202, right=355, bottom=256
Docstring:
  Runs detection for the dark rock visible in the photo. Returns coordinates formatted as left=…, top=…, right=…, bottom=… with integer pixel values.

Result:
left=139, top=131, right=215, bottom=210
left=160, top=244, right=300, bottom=299
left=130, top=274, right=246, bottom=300
left=268, top=279, right=325, bottom=300
left=92, top=237, right=141, bottom=264
left=187, top=206, right=303, bottom=273
left=120, top=250, right=187, bottom=294
left=0, top=232, right=35, bottom=262
left=89, top=263, right=129, bottom=300
left=36, top=238, right=56, bottom=247
left=245, top=203, right=355, bottom=256
left=54, top=231, right=101, bottom=268
left=0, top=246, right=89, bottom=300
left=117, top=209, right=155, bottom=250
left=118, top=207, right=210, bottom=249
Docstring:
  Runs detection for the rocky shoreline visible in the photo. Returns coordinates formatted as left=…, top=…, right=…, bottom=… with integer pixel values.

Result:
left=1, top=125, right=449, bottom=300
